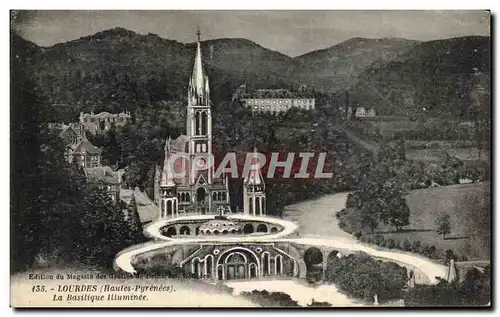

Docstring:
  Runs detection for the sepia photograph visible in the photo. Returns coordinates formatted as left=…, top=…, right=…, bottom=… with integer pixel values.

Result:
left=10, top=9, right=491, bottom=308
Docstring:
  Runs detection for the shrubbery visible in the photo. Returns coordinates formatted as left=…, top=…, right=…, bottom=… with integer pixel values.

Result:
left=325, top=252, right=408, bottom=301
left=240, top=290, right=300, bottom=307
left=402, top=239, right=412, bottom=251
left=356, top=233, right=468, bottom=264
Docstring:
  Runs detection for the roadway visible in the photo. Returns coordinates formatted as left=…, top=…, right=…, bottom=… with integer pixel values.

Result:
left=114, top=192, right=448, bottom=284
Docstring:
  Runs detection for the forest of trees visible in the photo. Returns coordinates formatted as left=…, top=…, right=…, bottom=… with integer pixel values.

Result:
left=325, top=252, right=408, bottom=301
left=11, top=33, right=144, bottom=273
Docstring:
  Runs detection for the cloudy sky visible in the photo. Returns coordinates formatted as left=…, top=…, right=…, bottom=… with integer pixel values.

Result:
left=12, top=10, right=490, bottom=57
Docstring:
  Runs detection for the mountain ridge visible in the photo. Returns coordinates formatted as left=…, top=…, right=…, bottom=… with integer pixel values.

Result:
left=11, top=27, right=490, bottom=119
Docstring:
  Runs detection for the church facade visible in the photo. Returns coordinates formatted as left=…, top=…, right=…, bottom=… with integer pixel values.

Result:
left=130, top=33, right=313, bottom=282
left=154, top=32, right=264, bottom=218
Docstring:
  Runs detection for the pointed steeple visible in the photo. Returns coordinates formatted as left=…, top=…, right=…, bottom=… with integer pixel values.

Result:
left=189, top=28, right=210, bottom=106
left=161, top=137, right=176, bottom=188
left=244, top=147, right=264, bottom=185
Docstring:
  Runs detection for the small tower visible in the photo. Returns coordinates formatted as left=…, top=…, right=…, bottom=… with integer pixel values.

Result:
left=243, top=147, right=266, bottom=216
left=160, top=137, right=178, bottom=219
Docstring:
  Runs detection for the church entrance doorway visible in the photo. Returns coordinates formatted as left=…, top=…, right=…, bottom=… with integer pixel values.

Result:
left=217, top=248, right=259, bottom=280
left=225, top=253, right=247, bottom=280
left=196, top=187, right=207, bottom=214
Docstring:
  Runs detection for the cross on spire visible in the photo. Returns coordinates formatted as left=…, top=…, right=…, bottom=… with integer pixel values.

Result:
left=196, top=27, right=201, bottom=42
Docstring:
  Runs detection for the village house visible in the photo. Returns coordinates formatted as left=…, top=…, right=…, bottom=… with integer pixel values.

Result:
left=59, top=123, right=84, bottom=146
left=79, top=111, right=131, bottom=135
left=84, top=166, right=123, bottom=203
left=348, top=106, right=377, bottom=119
left=66, top=137, right=102, bottom=168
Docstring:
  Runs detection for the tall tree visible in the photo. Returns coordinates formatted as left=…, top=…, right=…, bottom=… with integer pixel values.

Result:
left=435, top=214, right=452, bottom=239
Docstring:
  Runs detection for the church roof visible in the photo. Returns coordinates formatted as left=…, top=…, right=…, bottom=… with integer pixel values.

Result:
left=171, top=135, right=189, bottom=152
left=82, top=111, right=131, bottom=118
left=198, top=219, right=242, bottom=233
left=70, top=138, right=102, bottom=155
left=244, top=147, right=265, bottom=185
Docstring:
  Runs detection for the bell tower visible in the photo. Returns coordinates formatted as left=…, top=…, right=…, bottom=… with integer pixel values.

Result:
left=243, top=147, right=266, bottom=216
left=186, top=28, right=213, bottom=186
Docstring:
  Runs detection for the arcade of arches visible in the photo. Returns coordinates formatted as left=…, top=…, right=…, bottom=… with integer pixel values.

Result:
left=182, top=246, right=295, bottom=280
left=160, top=199, right=178, bottom=218
left=162, top=220, right=282, bottom=237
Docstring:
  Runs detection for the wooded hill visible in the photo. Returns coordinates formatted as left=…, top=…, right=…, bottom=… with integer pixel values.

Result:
left=12, top=28, right=490, bottom=120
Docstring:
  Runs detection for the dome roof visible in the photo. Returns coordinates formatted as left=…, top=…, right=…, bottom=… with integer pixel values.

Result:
left=199, top=219, right=241, bottom=235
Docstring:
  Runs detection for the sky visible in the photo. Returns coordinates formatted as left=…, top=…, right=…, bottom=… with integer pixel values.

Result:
left=12, top=10, right=490, bottom=57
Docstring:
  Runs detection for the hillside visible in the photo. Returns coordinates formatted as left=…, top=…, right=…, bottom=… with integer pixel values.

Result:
left=25, top=28, right=298, bottom=120
left=12, top=28, right=490, bottom=121
left=347, top=36, right=491, bottom=117
left=405, top=182, right=490, bottom=260
left=293, top=37, right=420, bottom=92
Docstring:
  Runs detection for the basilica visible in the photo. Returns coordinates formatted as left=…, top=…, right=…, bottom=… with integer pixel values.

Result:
left=153, top=31, right=266, bottom=219
left=135, top=32, right=304, bottom=281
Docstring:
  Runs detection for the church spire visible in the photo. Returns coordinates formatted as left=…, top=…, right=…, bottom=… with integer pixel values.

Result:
left=161, top=137, right=176, bottom=188
left=189, top=28, right=210, bottom=106
left=244, top=147, right=264, bottom=186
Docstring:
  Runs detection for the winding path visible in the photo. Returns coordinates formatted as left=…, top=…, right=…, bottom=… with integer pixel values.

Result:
left=114, top=192, right=448, bottom=285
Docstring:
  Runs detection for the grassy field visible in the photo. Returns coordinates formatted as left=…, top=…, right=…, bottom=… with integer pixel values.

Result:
left=405, top=147, right=488, bottom=162
left=348, top=119, right=421, bottom=139
left=347, top=118, right=486, bottom=163
left=405, top=140, right=476, bottom=149
left=372, top=120, right=421, bottom=138
left=365, top=182, right=490, bottom=260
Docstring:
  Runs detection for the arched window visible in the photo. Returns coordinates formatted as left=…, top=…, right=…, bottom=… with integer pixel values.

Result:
left=201, top=112, right=208, bottom=135
left=248, top=198, right=253, bottom=214
left=161, top=200, right=165, bottom=218
left=180, top=226, right=190, bottom=235
left=262, top=252, right=270, bottom=276
left=181, top=193, right=186, bottom=202
left=243, top=224, right=254, bottom=234
left=212, top=192, right=217, bottom=201
left=165, top=227, right=176, bottom=237
left=217, top=264, right=224, bottom=280
left=195, top=112, right=201, bottom=135
left=192, top=258, right=201, bottom=277
left=249, top=263, right=257, bottom=278
left=226, top=253, right=247, bottom=264
left=275, top=255, right=283, bottom=275
left=255, top=197, right=261, bottom=215
left=256, top=224, right=267, bottom=233
left=205, top=255, right=214, bottom=278
left=186, top=193, right=191, bottom=202
left=167, top=200, right=172, bottom=216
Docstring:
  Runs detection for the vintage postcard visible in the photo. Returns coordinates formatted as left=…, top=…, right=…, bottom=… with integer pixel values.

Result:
left=10, top=10, right=491, bottom=308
